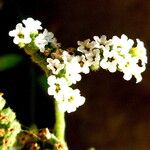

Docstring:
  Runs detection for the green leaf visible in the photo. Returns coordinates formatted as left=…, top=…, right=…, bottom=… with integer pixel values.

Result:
left=0, top=54, right=23, bottom=71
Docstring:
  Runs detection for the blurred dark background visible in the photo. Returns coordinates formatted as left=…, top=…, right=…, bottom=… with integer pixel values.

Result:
left=0, top=0, right=150, bottom=149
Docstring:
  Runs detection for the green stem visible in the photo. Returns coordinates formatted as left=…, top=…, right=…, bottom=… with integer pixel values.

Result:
left=54, top=100, right=66, bottom=142
left=24, top=47, right=67, bottom=146
left=24, top=48, right=50, bottom=76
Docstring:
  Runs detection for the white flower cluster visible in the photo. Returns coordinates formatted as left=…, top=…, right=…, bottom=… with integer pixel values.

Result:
left=9, top=18, right=59, bottom=51
left=78, top=34, right=147, bottom=83
left=9, top=18, right=147, bottom=113
left=47, top=50, right=89, bottom=113
left=48, top=76, right=85, bottom=113
left=9, top=18, right=86, bottom=113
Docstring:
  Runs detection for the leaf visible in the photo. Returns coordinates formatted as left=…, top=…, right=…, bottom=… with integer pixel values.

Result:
left=0, top=53, right=23, bottom=71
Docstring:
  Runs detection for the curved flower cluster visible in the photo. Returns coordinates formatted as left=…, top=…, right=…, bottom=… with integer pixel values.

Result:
left=78, top=34, right=147, bottom=83
left=9, top=18, right=147, bottom=113
left=0, top=93, right=21, bottom=150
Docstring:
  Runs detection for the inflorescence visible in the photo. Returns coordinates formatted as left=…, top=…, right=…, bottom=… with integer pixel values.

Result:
left=9, top=18, right=147, bottom=113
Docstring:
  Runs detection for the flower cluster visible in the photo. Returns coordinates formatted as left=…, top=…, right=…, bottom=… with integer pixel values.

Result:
left=9, top=18, right=59, bottom=51
left=16, top=128, right=67, bottom=150
left=0, top=93, right=21, bottom=150
left=9, top=18, right=147, bottom=113
left=78, top=34, right=147, bottom=83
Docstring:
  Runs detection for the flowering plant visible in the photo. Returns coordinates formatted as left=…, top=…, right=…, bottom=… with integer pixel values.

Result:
left=0, top=17, right=147, bottom=149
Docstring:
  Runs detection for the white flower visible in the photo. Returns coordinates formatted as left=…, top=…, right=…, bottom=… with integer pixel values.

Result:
left=9, top=18, right=43, bottom=47
left=76, top=55, right=90, bottom=74
left=77, top=39, right=95, bottom=54
left=65, top=61, right=82, bottom=85
left=47, top=75, right=85, bottom=113
left=47, top=75, right=69, bottom=101
left=22, top=17, right=42, bottom=33
left=135, top=39, right=147, bottom=65
left=35, top=29, right=60, bottom=52
left=112, top=34, right=134, bottom=55
left=62, top=51, right=82, bottom=85
left=65, top=71, right=82, bottom=85
left=9, top=23, right=31, bottom=45
left=43, top=29, right=60, bottom=48
left=78, top=45, right=101, bottom=71
left=62, top=51, right=74, bottom=63
left=35, top=33, right=48, bottom=52
left=94, top=35, right=107, bottom=45
left=86, top=48, right=101, bottom=70
left=100, top=59, right=117, bottom=73
left=123, top=66, right=143, bottom=83
left=93, top=35, right=112, bottom=49
left=118, top=55, right=144, bottom=83
left=58, top=88, right=85, bottom=113
left=100, top=49, right=119, bottom=72
left=47, top=58, right=64, bottom=75
left=43, top=29, right=54, bottom=43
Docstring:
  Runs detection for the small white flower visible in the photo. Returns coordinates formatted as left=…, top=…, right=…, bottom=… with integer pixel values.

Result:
left=93, top=35, right=112, bottom=49
left=65, top=61, right=82, bottom=85
left=100, top=49, right=119, bottom=72
left=43, top=29, right=54, bottom=43
left=62, top=51, right=82, bottom=85
left=86, top=48, right=101, bottom=70
left=35, top=29, right=60, bottom=52
left=100, top=59, right=118, bottom=73
left=65, top=71, right=82, bottom=85
left=77, top=39, right=95, bottom=54
left=43, top=29, right=60, bottom=48
left=94, top=35, right=107, bottom=45
left=62, top=51, right=73, bottom=63
left=35, top=33, right=48, bottom=52
left=112, top=34, right=134, bottom=55
left=119, top=55, right=144, bottom=83
left=76, top=55, right=90, bottom=74
left=47, top=58, right=64, bottom=75
left=9, top=23, right=31, bottom=45
left=58, top=88, right=85, bottom=113
left=22, top=17, right=42, bottom=33
left=47, top=75, right=69, bottom=101
left=100, top=59, right=109, bottom=70
left=135, top=39, right=147, bottom=65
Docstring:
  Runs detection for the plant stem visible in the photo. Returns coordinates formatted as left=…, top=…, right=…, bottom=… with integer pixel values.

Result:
left=24, top=48, right=67, bottom=148
left=54, top=100, right=66, bottom=142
